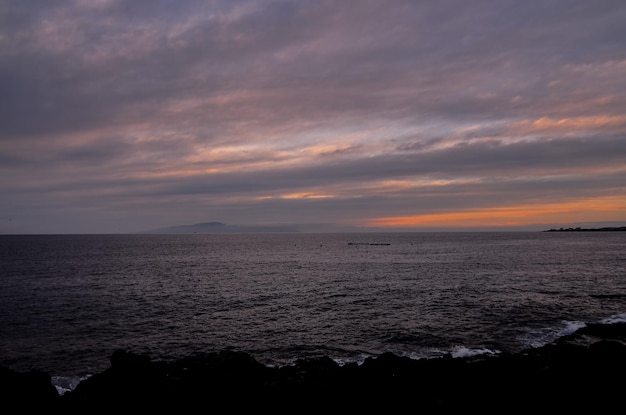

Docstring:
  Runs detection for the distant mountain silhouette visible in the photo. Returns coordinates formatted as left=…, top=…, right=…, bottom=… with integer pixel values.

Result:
left=141, top=222, right=300, bottom=234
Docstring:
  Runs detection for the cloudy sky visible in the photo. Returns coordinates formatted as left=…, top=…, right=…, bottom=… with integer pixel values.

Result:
left=1, top=0, right=625, bottom=234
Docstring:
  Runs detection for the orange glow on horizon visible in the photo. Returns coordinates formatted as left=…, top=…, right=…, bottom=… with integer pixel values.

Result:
left=365, top=196, right=626, bottom=228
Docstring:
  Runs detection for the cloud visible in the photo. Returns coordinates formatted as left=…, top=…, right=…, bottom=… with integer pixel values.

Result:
left=1, top=0, right=625, bottom=233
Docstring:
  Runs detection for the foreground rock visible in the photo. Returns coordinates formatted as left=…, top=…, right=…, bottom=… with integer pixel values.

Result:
left=3, top=323, right=625, bottom=411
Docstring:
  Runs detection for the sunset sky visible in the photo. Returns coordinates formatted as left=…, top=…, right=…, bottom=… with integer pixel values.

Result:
left=1, top=0, right=625, bottom=234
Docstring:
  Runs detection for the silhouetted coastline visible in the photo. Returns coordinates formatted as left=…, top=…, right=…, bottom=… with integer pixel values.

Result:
left=543, top=226, right=626, bottom=232
left=3, top=322, right=625, bottom=412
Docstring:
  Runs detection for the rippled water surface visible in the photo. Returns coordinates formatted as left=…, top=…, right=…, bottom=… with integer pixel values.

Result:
left=1, top=232, right=624, bottom=377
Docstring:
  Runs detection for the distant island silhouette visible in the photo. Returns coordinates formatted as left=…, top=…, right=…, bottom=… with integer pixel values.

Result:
left=141, top=221, right=300, bottom=234
left=543, top=226, right=626, bottom=232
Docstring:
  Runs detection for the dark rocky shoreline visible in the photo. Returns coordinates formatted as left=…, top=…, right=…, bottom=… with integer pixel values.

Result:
left=3, top=322, right=625, bottom=412
left=543, top=226, right=626, bottom=232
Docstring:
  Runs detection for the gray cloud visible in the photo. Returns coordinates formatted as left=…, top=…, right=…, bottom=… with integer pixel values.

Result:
left=1, top=0, right=625, bottom=233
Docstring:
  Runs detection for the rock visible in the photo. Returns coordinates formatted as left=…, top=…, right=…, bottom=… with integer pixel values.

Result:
left=0, top=366, right=60, bottom=410
left=2, top=323, right=625, bottom=411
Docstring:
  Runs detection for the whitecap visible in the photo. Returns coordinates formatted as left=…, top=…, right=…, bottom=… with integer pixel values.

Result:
left=601, top=313, right=626, bottom=324
left=51, top=374, right=91, bottom=396
left=449, top=346, right=499, bottom=359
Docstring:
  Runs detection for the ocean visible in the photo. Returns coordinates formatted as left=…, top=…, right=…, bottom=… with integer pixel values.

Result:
left=1, top=232, right=624, bottom=394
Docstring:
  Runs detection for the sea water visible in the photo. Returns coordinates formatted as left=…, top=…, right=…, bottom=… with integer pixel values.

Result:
left=1, top=232, right=624, bottom=392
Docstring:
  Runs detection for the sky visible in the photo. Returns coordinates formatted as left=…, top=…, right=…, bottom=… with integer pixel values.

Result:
left=1, top=0, right=625, bottom=234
